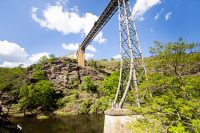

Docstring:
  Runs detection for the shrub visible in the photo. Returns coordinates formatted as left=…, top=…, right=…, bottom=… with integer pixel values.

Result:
left=78, top=99, right=90, bottom=114
left=90, top=96, right=111, bottom=113
left=98, top=71, right=119, bottom=97
left=48, top=54, right=56, bottom=63
left=38, top=56, right=49, bottom=64
left=32, top=68, right=45, bottom=81
left=81, top=77, right=96, bottom=92
left=56, top=98, right=65, bottom=109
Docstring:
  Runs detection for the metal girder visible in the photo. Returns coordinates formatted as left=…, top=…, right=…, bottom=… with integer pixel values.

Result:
left=113, top=0, right=147, bottom=108
left=77, top=0, right=148, bottom=108
left=79, top=0, right=128, bottom=50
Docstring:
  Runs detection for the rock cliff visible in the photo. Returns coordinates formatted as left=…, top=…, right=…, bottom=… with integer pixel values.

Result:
left=28, top=57, right=107, bottom=92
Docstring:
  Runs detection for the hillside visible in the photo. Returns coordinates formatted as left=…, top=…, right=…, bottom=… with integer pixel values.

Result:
left=0, top=40, right=200, bottom=132
left=0, top=56, right=120, bottom=116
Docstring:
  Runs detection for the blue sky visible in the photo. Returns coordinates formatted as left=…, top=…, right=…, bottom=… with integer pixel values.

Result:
left=0, top=0, right=200, bottom=67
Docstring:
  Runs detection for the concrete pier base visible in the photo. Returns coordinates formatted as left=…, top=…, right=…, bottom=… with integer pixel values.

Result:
left=104, top=108, right=142, bottom=133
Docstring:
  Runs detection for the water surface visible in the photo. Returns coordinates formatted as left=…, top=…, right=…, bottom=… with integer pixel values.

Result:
left=11, top=114, right=104, bottom=133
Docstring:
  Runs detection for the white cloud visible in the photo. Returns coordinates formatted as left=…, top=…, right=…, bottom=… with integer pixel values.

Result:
left=32, top=7, right=38, bottom=13
left=80, top=13, right=98, bottom=35
left=94, top=32, right=106, bottom=44
left=85, top=53, right=94, bottom=60
left=31, top=1, right=106, bottom=44
left=64, top=50, right=95, bottom=60
left=62, top=43, right=96, bottom=53
left=62, top=42, right=97, bottom=59
left=154, top=8, right=164, bottom=20
left=165, top=12, right=172, bottom=21
left=0, top=62, right=24, bottom=68
left=112, top=54, right=121, bottom=60
left=65, top=52, right=76, bottom=59
left=0, top=40, right=28, bottom=62
left=0, top=40, right=95, bottom=67
left=0, top=40, right=50, bottom=68
left=62, top=43, right=79, bottom=51
left=29, top=52, right=50, bottom=64
left=133, top=0, right=161, bottom=20
left=56, top=0, right=68, bottom=6
left=87, top=45, right=96, bottom=52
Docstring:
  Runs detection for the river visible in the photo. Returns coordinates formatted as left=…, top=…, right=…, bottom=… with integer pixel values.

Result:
left=9, top=114, right=104, bottom=133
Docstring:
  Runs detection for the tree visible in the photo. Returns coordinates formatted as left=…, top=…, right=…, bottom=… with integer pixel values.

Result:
left=19, top=80, right=53, bottom=115
left=130, top=39, right=200, bottom=132
left=34, top=80, right=54, bottom=108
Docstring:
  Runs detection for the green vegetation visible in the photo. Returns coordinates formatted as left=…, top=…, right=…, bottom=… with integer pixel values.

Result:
left=98, top=71, right=119, bottom=97
left=90, top=96, right=111, bottom=113
left=19, top=80, right=53, bottom=113
left=38, top=54, right=55, bottom=64
left=54, top=71, right=120, bottom=114
left=78, top=99, right=90, bottom=114
left=0, top=56, right=56, bottom=116
left=0, top=67, right=26, bottom=114
left=87, top=59, right=120, bottom=73
left=129, top=39, right=200, bottom=132
left=0, top=39, right=199, bottom=132
left=81, top=76, right=97, bottom=92
left=32, top=65, right=45, bottom=81
left=0, top=67, right=25, bottom=91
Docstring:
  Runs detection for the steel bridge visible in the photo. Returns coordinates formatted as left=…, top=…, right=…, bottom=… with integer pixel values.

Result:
left=77, top=0, right=147, bottom=108
left=77, top=0, right=127, bottom=67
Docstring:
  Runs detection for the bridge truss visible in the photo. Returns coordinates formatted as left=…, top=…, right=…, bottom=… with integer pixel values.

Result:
left=77, top=0, right=147, bottom=108
left=113, top=0, right=147, bottom=108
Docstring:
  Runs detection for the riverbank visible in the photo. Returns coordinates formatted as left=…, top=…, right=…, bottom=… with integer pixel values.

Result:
left=5, top=107, right=95, bottom=120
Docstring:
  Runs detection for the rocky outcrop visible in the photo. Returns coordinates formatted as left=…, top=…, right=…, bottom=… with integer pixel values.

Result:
left=28, top=57, right=106, bottom=92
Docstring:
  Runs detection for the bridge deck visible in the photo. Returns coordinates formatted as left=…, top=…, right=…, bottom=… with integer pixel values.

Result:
left=80, top=0, right=127, bottom=50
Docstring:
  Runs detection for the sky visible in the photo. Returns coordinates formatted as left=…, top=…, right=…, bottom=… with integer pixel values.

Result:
left=0, top=0, right=200, bottom=68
